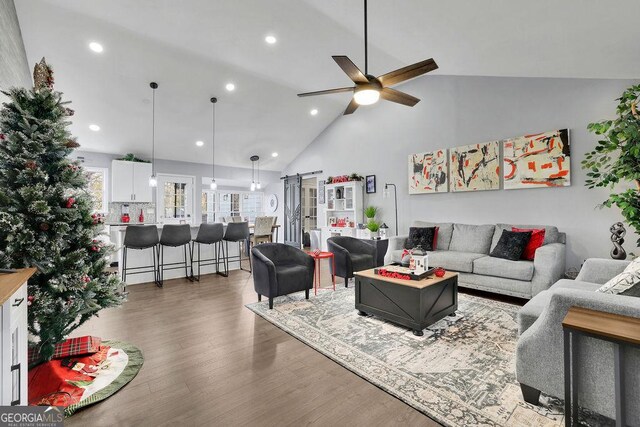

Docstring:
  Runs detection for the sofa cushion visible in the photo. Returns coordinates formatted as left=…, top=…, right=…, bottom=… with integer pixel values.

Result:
left=473, top=256, right=535, bottom=281
left=413, top=221, right=454, bottom=250
left=350, top=253, right=375, bottom=272
left=428, top=251, right=486, bottom=273
left=550, top=278, right=603, bottom=292
left=512, top=227, right=546, bottom=260
left=390, top=249, right=404, bottom=264
left=458, top=272, right=533, bottom=299
left=448, top=223, right=495, bottom=254
left=491, top=223, right=560, bottom=251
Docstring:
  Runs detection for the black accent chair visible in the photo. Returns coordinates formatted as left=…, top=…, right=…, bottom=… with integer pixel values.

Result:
left=122, top=225, right=161, bottom=288
left=251, top=243, right=315, bottom=309
left=327, top=236, right=377, bottom=287
left=191, top=223, right=227, bottom=280
left=159, top=224, right=194, bottom=286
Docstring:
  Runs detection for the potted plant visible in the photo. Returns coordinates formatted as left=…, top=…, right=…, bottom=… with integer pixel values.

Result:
left=582, top=85, right=640, bottom=246
left=363, top=206, right=380, bottom=238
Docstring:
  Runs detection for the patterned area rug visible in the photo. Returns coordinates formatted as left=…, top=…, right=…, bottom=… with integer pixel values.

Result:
left=246, top=288, right=611, bottom=427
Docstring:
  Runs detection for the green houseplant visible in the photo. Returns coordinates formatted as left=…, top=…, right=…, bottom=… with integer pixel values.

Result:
left=364, top=206, right=377, bottom=220
left=582, top=85, right=640, bottom=246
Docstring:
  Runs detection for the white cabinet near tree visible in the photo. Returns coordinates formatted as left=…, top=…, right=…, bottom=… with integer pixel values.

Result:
left=321, top=181, right=364, bottom=250
left=111, top=160, right=153, bottom=203
left=0, top=268, right=35, bottom=406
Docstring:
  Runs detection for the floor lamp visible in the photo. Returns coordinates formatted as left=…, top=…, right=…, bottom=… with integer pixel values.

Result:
left=383, top=183, right=398, bottom=236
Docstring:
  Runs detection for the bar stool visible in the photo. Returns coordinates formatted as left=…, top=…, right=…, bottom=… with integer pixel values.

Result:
left=159, top=224, right=194, bottom=286
left=122, top=225, right=161, bottom=288
left=191, top=223, right=228, bottom=280
left=223, top=222, right=251, bottom=273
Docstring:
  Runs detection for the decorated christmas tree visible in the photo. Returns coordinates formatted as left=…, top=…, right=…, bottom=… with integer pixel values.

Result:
left=0, top=58, right=124, bottom=360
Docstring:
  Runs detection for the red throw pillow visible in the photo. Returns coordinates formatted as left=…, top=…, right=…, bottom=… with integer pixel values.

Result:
left=433, top=226, right=439, bottom=251
left=512, top=227, right=545, bottom=260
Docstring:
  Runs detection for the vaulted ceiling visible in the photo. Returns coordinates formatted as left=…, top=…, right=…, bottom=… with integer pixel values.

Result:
left=15, top=0, right=640, bottom=171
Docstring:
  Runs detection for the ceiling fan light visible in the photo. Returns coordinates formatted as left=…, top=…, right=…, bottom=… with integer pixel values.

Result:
left=354, top=88, right=380, bottom=105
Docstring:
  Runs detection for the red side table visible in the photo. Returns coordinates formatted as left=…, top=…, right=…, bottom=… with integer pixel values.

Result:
left=306, top=251, right=336, bottom=295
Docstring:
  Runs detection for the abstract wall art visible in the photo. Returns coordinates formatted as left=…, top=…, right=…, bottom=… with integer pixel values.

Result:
left=449, top=141, right=500, bottom=192
left=503, top=129, right=570, bottom=189
left=408, top=150, right=448, bottom=194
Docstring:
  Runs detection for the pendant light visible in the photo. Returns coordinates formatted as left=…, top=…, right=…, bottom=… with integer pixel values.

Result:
left=148, top=82, right=158, bottom=187
left=250, top=155, right=259, bottom=191
left=210, top=97, right=218, bottom=190
left=256, top=157, right=262, bottom=190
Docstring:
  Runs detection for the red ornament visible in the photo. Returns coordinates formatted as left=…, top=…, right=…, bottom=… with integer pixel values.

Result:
left=0, top=134, right=5, bottom=140
left=66, top=197, right=76, bottom=208
left=25, top=160, right=37, bottom=170
left=27, top=295, right=34, bottom=306
left=39, top=222, right=50, bottom=231
left=434, top=267, right=446, bottom=278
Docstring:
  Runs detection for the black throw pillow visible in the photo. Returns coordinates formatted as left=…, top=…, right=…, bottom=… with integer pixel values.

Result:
left=405, top=227, right=436, bottom=251
left=490, top=230, right=532, bottom=261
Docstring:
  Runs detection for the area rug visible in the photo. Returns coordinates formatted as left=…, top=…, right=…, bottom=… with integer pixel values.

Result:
left=28, top=340, right=144, bottom=416
left=246, top=288, right=611, bottom=427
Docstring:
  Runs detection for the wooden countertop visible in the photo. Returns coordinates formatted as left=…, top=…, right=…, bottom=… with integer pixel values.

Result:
left=355, top=268, right=457, bottom=289
left=563, top=306, right=640, bottom=346
left=0, top=268, right=36, bottom=305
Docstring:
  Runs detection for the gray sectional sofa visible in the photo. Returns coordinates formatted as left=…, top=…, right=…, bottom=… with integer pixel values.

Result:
left=387, top=221, right=566, bottom=299
left=516, top=258, right=640, bottom=424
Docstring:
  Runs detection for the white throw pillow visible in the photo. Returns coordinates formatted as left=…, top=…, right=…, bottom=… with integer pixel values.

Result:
left=596, top=257, right=640, bottom=294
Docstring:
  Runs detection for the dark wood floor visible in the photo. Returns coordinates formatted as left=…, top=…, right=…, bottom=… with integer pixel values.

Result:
left=66, top=261, right=441, bottom=427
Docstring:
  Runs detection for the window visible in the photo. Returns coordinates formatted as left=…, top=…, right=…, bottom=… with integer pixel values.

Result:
left=201, top=190, right=264, bottom=223
left=84, top=167, right=108, bottom=213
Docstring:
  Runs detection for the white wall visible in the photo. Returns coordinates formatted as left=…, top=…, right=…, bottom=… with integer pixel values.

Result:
left=0, top=0, right=30, bottom=103
left=284, top=75, right=640, bottom=269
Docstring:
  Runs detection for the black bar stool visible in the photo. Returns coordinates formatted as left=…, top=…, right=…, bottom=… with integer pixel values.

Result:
left=191, top=223, right=228, bottom=280
left=159, top=224, right=194, bottom=285
left=223, top=222, right=251, bottom=273
left=122, top=225, right=161, bottom=288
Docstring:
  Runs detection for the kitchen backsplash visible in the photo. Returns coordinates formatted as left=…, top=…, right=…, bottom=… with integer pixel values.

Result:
left=106, top=202, right=156, bottom=224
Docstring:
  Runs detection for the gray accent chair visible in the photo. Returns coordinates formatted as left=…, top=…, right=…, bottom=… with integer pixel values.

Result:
left=516, top=258, right=640, bottom=424
left=387, top=221, right=566, bottom=299
left=327, top=236, right=377, bottom=287
left=251, top=243, right=315, bottom=309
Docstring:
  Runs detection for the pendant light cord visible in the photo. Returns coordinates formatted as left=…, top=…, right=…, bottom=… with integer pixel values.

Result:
left=364, top=0, right=368, bottom=75
left=151, top=85, right=156, bottom=176
left=212, top=101, right=216, bottom=179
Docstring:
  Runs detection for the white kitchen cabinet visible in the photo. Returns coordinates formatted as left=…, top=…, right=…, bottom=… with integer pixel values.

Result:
left=111, top=160, right=153, bottom=203
left=0, top=268, right=35, bottom=406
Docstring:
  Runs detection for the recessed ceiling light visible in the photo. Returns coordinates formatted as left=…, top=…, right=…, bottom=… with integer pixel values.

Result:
left=89, top=42, right=103, bottom=53
left=195, top=140, right=204, bottom=147
left=265, top=35, right=277, bottom=44
left=310, top=109, right=318, bottom=116
left=272, top=152, right=278, bottom=158
left=89, top=124, right=100, bottom=131
left=225, top=83, right=235, bottom=92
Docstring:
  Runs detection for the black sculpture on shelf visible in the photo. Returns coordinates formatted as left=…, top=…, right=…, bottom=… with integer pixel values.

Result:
left=610, top=222, right=627, bottom=260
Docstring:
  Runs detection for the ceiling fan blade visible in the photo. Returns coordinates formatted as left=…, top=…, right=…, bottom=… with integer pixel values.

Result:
left=380, top=88, right=420, bottom=106
left=377, top=58, right=438, bottom=87
left=297, top=87, right=354, bottom=97
left=343, top=98, right=359, bottom=115
left=332, top=56, right=369, bottom=84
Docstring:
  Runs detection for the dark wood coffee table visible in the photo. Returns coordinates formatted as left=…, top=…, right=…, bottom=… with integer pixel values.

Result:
left=354, top=269, right=458, bottom=336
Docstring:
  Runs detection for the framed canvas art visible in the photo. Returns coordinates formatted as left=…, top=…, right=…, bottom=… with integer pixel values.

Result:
left=449, top=141, right=500, bottom=192
left=408, top=150, right=448, bottom=194
left=366, top=175, right=376, bottom=193
left=503, top=129, right=570, bottom=189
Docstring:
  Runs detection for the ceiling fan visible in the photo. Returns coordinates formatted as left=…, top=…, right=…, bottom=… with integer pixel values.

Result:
left=298, top=0, right=438, bottom=115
